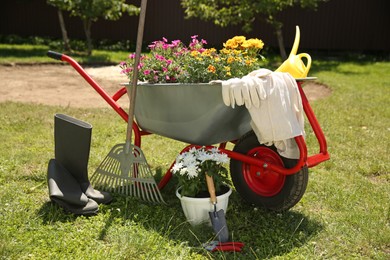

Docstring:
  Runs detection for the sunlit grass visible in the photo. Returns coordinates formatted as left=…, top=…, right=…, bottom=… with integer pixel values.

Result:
left=0, top=49, right=389, bottom=259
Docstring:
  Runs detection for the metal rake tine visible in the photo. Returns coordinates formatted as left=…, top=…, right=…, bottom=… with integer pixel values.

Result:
left=149, top=183, right=159, bottom=203
left=121, top=177, right=127, bottom=196
left=141, top=182, right=149, bottom=202
left=125, top=177, right=131, bottom=196
left=150, top=182, right=164, bottom=203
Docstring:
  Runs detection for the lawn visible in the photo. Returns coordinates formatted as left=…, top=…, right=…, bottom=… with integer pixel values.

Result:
left=0, top=45, right=389, bottom=259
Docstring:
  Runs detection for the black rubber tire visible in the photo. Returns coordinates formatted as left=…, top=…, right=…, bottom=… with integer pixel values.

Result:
left=230, top=131, right=309, bottom=212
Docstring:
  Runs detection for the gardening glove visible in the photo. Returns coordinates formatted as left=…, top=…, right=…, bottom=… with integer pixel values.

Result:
left=231, top=79, right=245, bottom=107
left=239, top=77, right=252, bottom=109
left=216, top=78, right=242, bottom=108
left=241, top=75, right=266, bottom=109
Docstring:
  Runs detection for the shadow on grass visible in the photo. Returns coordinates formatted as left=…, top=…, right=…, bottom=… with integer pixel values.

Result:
left=0, top=46, right=48, bottom=58
left=0, top=46, right=114, bottom=65
left=37, top=171, right=323, bottom=259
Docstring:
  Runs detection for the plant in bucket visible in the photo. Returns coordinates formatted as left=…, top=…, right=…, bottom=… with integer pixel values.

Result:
left=171, top=147, right=232, bottom=226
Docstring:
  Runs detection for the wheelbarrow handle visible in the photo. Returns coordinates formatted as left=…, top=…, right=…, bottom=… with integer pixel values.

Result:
left=47, top=50, right=63, bottom=61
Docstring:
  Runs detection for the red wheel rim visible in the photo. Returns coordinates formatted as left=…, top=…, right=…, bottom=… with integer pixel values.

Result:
left=242, top=147, right=285, bottom=197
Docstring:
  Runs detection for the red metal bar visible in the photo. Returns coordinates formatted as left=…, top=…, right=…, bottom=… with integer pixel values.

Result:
left=297, top=81, right=330, bottom=167
left=59, top=54, right=143, bottom=147
left=157, top=136, right=308, bottom=189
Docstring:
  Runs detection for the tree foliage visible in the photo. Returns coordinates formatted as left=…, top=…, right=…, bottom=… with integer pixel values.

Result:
left=181, top=0, right=327, bottom=58
left=47, top=0, right=139, bottom=55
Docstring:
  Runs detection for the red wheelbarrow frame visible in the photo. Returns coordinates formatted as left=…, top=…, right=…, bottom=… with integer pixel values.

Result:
left=48, top=51, right=330, bottom=190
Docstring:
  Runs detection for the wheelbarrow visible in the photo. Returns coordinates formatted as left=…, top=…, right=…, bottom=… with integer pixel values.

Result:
left=47, top=51, right=330, bottom=212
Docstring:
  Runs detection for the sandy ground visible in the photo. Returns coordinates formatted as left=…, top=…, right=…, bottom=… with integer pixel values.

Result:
left=0, top=64, right=331, bottom=108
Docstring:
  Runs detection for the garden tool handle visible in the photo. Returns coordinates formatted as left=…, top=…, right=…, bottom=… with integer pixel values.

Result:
left=126, top=0, right=147, bottom=152
left=297, top=53, right=312, bottom=77
left=47, top=50, right=62, bottom=61
left=206, top=174, right=217, bottom=204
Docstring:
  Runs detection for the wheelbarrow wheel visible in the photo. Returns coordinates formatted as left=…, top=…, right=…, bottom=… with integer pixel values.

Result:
left=230, top=131, right=308, bottom=212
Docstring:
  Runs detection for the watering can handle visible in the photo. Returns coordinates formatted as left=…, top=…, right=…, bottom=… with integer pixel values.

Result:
left=297, top=53, right=312, bottom=77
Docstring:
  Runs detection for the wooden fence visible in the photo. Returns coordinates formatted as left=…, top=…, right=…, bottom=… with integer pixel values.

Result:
left=1, top=0, right=389, bottom=51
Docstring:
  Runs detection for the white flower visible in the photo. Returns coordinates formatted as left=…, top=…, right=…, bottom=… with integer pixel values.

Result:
left=186, top=164, right=199, bottom=178
left=179, top=167, right=188, bottom=176
left=214, top=152, right=229, bottom=164
left=171, top=162, right=183, bottom=173
left=172, top=147, right=228, bottom=180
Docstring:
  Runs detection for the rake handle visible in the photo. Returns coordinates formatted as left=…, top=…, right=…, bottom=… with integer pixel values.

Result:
left=126, top=0, right=147, bottom=151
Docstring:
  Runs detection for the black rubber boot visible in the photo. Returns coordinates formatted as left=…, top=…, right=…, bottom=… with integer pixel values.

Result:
left=54, top=114, right=112, bottom=204
left=47, top=159, right=99, bottom=215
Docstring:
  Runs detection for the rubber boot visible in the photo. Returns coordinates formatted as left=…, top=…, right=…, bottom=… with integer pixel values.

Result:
left=47, top=159, right=99, bottom=215
left=54, top=114, right=112, bottom=204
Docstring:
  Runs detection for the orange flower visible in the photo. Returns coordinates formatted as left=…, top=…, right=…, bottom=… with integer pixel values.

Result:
left=207, top=65, right=216, bottom=73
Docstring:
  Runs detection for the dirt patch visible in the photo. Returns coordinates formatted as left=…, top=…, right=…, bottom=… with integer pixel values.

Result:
left=0, top=64, right=331, bottom=108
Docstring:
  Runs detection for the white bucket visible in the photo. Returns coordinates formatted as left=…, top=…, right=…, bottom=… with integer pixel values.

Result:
left=176, top=186, right=232, bottom=226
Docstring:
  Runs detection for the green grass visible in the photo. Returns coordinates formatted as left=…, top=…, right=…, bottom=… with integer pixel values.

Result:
left=0, top=43, right=129, bottom=64
left=0, top=45, right=389, bottom=259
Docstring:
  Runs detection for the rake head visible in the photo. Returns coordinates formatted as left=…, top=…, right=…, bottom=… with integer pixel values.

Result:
left=90, top=143, right=165, bottom=204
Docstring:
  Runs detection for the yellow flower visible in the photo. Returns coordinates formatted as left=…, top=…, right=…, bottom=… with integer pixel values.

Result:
left=209, top=48, right=217, bottom=53
left=241, top=38, right=264, bottom=50
left=245, top=59, right=253, bottom=65
left=191, top=50, right=199, bottom=57
left=232, top=36, right=246, bottom=44
left=207, top=65, right=216, bottom=73
left=220, top=48, right=231, bottom=55
left=224, top=39, right=239, bottom=49
left=227, top=56, right=235, bottom=64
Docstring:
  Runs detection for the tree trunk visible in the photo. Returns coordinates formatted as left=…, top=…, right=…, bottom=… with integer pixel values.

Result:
left=57, top=9, right=71, bottom=52
left=82, top=19, right=93, bottom=56
left=275, top=27, right=287, bottom=60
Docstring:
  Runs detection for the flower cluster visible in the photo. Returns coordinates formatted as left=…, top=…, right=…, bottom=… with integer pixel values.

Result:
left=171, top=147, right=230, bottom=197
left=120, top=35, right=265, bottom=84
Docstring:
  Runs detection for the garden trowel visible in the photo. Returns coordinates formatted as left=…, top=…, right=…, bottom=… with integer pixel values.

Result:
left=206, top=174, right=229, bottom=242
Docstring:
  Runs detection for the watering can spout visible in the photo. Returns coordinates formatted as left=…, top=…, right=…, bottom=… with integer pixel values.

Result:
left=289, top=25, right=300, bottom=56
left=275, top=26, right=312, bottom=78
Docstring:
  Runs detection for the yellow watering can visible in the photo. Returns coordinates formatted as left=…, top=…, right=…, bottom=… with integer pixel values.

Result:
left=275, top=26, right=312, bottom=78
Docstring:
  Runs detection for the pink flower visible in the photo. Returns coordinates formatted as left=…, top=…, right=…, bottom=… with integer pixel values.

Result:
left=143, top=70, right=151, bottom=75
left=155, top=54, right=165, bottom=61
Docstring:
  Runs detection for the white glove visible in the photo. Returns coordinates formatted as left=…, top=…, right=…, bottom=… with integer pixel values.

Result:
left=224, top=78, right=242, bottom=108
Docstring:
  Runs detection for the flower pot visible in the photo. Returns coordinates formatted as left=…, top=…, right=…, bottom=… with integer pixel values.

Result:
left=176, top=185, right=232, bottom=226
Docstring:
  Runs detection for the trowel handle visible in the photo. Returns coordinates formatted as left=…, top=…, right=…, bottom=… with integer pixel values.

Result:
left=297, top=53, right=312, bottom=76
left=206, top=174, right=217, bottom=204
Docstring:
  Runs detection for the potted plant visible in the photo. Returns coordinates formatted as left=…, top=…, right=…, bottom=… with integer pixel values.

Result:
left=118, top=36, right=266, bottom=146
left=171, top=146, right=232, bottom=226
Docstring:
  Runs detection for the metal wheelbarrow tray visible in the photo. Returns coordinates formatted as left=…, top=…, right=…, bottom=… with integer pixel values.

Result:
left=47, top=51, right=330, bottom=212
left=131, top=82, right=252, bottom=145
